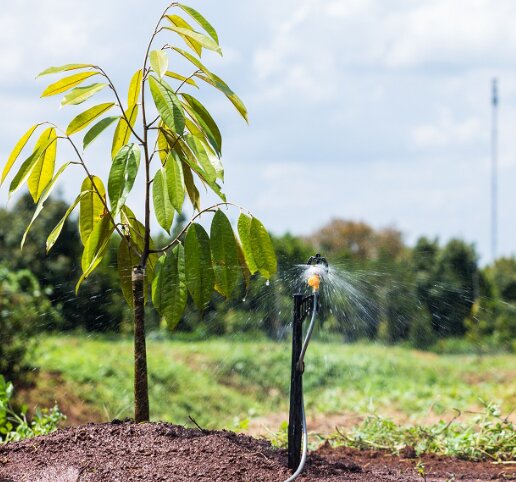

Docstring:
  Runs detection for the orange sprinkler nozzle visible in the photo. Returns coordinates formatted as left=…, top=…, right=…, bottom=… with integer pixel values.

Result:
left=307, top=274, right=321, bottom=292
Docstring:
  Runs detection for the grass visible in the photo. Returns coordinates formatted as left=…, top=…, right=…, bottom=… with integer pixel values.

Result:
left=30, top=334, right=515, bottom=433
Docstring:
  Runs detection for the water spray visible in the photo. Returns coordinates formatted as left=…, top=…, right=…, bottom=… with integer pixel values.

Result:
left=284, top=254, right=328, bottom=482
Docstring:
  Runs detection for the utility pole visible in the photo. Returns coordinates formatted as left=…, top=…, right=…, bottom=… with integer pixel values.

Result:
left=491, top=78, right=498, bottom=262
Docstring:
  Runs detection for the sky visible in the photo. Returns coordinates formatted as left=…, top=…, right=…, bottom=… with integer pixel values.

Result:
left=1, top=0, right=516, bottom=263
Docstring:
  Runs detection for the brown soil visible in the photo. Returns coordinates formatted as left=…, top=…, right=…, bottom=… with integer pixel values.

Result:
left=0, top=422, right=514, bottom=482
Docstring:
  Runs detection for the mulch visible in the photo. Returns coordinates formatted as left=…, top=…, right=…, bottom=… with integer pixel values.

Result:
left=0, top=421, right=513, bottom=481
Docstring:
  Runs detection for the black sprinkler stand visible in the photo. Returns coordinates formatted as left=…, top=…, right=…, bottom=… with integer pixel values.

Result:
left=287, top=292, right=313, bottom=470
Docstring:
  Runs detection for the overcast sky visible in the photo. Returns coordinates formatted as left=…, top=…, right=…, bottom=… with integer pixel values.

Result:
left=1, top=0, right=516, bottom=263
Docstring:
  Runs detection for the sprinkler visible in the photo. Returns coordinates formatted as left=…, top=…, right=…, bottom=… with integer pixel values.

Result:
left=284, top=254, right=328, bottom=482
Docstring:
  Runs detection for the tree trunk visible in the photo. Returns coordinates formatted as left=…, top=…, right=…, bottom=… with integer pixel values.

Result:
left=132, top=265, right=149, bottom=422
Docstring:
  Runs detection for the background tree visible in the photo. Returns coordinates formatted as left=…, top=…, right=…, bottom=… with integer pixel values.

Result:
left=1, top=2, right=276, bottom=422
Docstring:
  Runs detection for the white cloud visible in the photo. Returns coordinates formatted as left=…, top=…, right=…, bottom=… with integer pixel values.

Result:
left=411, top=111, right=485, bottom=149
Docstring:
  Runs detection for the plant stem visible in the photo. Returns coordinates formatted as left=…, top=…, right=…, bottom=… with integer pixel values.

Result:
left=132, top=266, right=149, bottom=422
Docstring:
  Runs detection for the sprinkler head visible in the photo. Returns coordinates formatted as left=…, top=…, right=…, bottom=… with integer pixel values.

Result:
left=306, top=253, right=328, bottom=272
left=306, top=253, right=328, bottom=292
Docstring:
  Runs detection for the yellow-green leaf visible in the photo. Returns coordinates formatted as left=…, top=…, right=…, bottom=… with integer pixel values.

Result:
left=28, top=128, right=57, bottom=201
left=46, top=191, right=88, bottom=252
left=164, top=26, right=221, bottom=55
left=77, top=215, right=114, bottom=292
left=182, top=163, right=200, bottom=211
left=66, top=102, right=115, bottom=136
left=79, top=176, right=106, bottom=245
left=181, top=93, right=221, bottom=156
left=127, top=69, right=143, bottom=107
left=153, top=168, right=174, bottom=233
left=111, top=104, right=138, bottom=158
left=165, top=15, right=203, bottom=56
left=2, top=124, right=40, bottom=185
left=21, top=162, right=70, bottom=248
left=37, top=64, right=93, bottom=77
left=195, top=72, right=248, bottom=122
left=8, top=129, right=57, bottom=197
left=165, top=71, right=198, bottom=88
left=149, top=50, right=168, bottom=79
left=61, top=83, right=108, bottom=106
left=177, top=4, right=219, bottom=44
left=41, top=71, right=97, bottom=97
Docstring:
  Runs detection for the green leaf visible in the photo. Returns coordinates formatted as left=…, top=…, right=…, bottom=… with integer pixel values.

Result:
left=185, top=135, right=217, bottom=183
left=182, top=163, right=200, bottom=211
left=181, top=94, right=221, bottom=156
left=171, top=47, right=212, bottom=77
left=127, top=69, right=143, bottom=107
left=165, top=152, right=185, bottom=213
left=77, top=215, right=114, bottom=292
left=250, top=217, right=277, bottom=279
left=21, top=162, right=70, bottom=248
left=152, top=245, right=187, bottom=329
left=237, top=213, right=258, bottom=275
left=185, top=223, right=214, bottom=309
left=108, top=144, right=140, bottom=215
left=177, top=4, right=219, bottom=44
left=149, top=76, right=185, bottom=134
left=83, top=116, right=119, bottom=150
left=117, top=236, right=140, bottom=308
left=37, top=64, right=93, bottom=77
left=195, top=72, right=248, bottom=122
left=41, top=71, right=97, bottom=97
left=164, top=25, right=222, bottom=55
left=79, top=176, right=106, bottom=245
left=2, top=124, right=40, bottom=185
left=149, top=50, right=169, bottom=79
left=111, top=104, right=139, bottom=158
left=165, top=71, right=198, bottom=88
left=236, top=239, right=251, bottom=290
left=165, top=15, right=203, bottom=56
left=28, top=127, right=57, bottom=201
left=66, top=102, right=115, bottom=136
left=46, top=191, right=88, bottom=252
left=9, top=128, right=57, bottom=197
left=61, top=83, right=108, bottom=106
left=176, top=139, right=225, bottom=201
left=153, top=168, right=174, bottom=233
left=210, top=210, right=239, bottom=298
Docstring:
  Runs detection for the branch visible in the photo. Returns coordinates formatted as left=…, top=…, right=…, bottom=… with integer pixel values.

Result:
left=95, top=66, right=145, bottom=145
left=61, top=131, right=141, bottom=259
left=149, top=202, right=252, bottom=254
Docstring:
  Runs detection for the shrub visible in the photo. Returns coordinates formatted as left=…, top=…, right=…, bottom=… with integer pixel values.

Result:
left=0, top=375, right=65, bottom=443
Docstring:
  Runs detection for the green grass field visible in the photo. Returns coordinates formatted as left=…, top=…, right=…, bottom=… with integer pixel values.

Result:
left=30, top=335, right=515, bottom=432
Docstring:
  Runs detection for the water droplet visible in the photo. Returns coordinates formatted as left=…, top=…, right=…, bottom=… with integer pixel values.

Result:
left=265, top=279, right=270, bottom=286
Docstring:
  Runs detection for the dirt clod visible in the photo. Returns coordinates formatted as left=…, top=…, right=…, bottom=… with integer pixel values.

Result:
left=0, top=422, right=513, bottom=481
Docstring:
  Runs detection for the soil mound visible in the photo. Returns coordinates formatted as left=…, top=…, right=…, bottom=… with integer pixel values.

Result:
left=0, top=421, right=513, bottom=481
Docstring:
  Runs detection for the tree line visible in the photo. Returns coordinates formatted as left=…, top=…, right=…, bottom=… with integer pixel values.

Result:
left=1, top=195, right=515, bottom=381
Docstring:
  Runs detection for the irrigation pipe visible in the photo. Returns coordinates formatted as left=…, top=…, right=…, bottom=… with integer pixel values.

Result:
left=283, top=292, right=319, bottom=482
